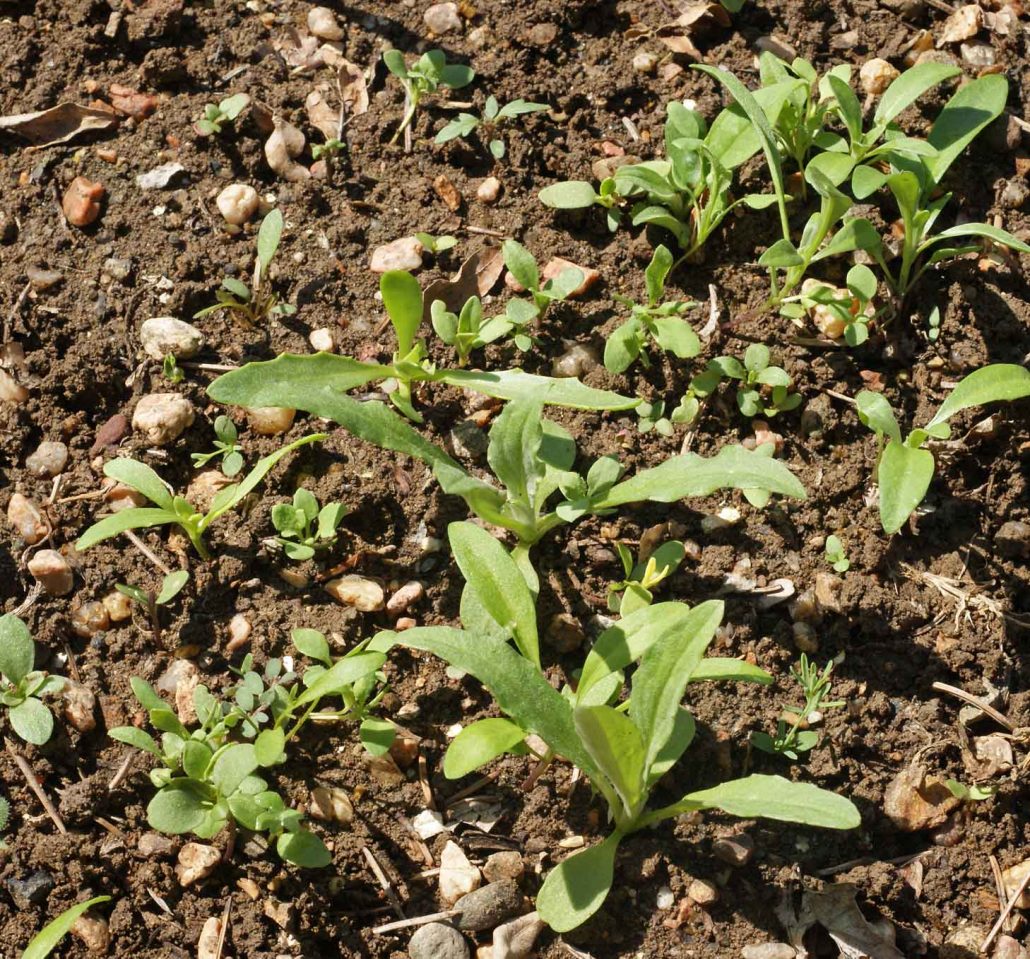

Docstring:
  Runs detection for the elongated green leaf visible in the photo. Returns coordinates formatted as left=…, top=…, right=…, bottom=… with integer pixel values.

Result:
left=444, top=718, right=527, bottom=779
left=109, top=725, right=162, bottom=756
left=537, top=832, right=621, bottom=933
left=292, top=628, right=331, bottom=666
left=440, top=369, right=637, bottom=411
left=873, top=62, right=961, bottom=131
left=926, top=363, right=1030, bottom=430
left=705, top=79, right=802, bottom=169
left=0, top=614, right=33, bottom=685
left=855, top=391, right=901, bottom=443
left=929, top=222, right=1030, bottom=256
left=575, top=705, right=646, bottom=818
left=381, top=270, right=423, bottom=355
left=539, top=181, right=600, bottom=209
left=295, top=651, right=386, bottom=707
left=449, top=522, right=539, bottom=665
left=812, top=218, right=883, bottom=262
left=925, top=74, right=1007, bottom=185
left=76, top=507, right=179, bottom=552
left=648, top=707, right=696, bottom=784
left=598, top=445, right=805, bottom=508
left=156, top=569, right=190, bottom=605
left=689, top=658, right=773, bottom=685
left=878, top=442, right=935, bottom=534
left=399, top=626, right=594, bottom=774
left=23, top=896, right=113, bottom=959
left=256, top=209, right=284, bottom=272
left=487, top=397, right=544, bottom=506
left=103, top=458, right=175, bottom=509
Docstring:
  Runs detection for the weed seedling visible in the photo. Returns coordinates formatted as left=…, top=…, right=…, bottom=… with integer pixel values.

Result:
left=856, top=364, right=1030, bottom=533
left=194, top=210, right=297, bottom=326
left=191, top=414, right=244, bottom=477
left=116, top=570, right=189, bottom=644
left=414, top=232, right=458, bottom=256
left=162, top=353, right=185, bottom=384
left=635, top=399, right=675, bottom=436
left=23, top=896, right=113, bottom=959
left=0, top=614, right=63, bottom=746
left=751, top=654, right=844, bottom=761
left=502, top=239, right=583, bottom=350
left=782, top=265, right=880, bottom=346
left=709, top=344, right=802, bottom=418
left=271, top=489, right=348, bottom=560
left=430, top=295, right=511, bottom=366
left=195, top=93, right=250, bottom=137
left=311, top=137, right=345, bottom=162
left=383, top=49, right=474, bottom=145
left=608, top=539, right=685, bottom=615
left=436, top=95, right=547, bottom=159
left=77, top=434, right=325, bottom=559
left=824, top=535, right=850, bottom=573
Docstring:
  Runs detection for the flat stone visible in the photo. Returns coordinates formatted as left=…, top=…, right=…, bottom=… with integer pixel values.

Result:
left=454, top=880, right=523, bottom=932
left=409, top=922, right=469, bottom=959
left=370, top=237, right=423, bottom=273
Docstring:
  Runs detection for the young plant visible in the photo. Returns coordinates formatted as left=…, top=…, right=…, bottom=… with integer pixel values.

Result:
left=162, top=353, right=185, bottom=384
left=194, top=210, right=297, bottom=326
left=23, top=896, right=113, bottom=959
left=635, top=399, right=676, bottom=437
left=430, top=295, right=512, bottom=366
left=608, top=539, right=685, bottom=615
left=311, top=137, right=345, bottom=162
left=110, top=636, right=385, bottom=866
left=383, top=49, right=474, bottom=145
left=856, top=364, right=1030, bottom=534
left=751, top=655, right=844, bottom=761
left=206, top=270, right=638, bottom=426
left=271, top=489, right=348, bottom=560
left=195, top=93, right=250, bottom=136
left=435, top=95, right=548, bottom=159
left=709, top=344, right=802, bottom=418
left=191, top=414, right=244, bottom=477
left=605, top=245, right=699, bottom=374
left=0, top=614, right=63, bottom=746
left=116, top=570, right=190, bottom=643
left=76, top=434, right=325, bottom=560
left=540, top=101, right=778, bottom=259
left=502, top=240, right=583, bottom=350
left=782, top=265, right=880, bottom=346
left=414, top=232, right=458, bottom=256
left=824, top=535, right=850, bottom=573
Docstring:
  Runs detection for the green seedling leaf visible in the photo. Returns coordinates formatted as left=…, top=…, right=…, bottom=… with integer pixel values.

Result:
left=444, top=717, right=527, bottom=778
left=292, top=628, right=332, bottom=666
left=156, top=570, right=189, bottom=605
left=575, top=705, right=646, bottom=819
left=277, top=829, right=332, bottom=867
left=502, top=239, right=540, bottom=291
left=219, top=93, right=251, bottom=119
left=148, top=781, right=210, bottom=834
left=359, top=717, right=396, bottom=756
left=878, top=441, right=935, bottom=535
left=9, top=697, right=54, bottom=745
left=255, top=727, right=286, bottom=767
left=690, top=658, right=773, bottom=685
left=873, top=62, right=961, bottom=131
left=256, top=209, right=284, bottom=274
left=930, top=222, right=1030, bottom=256
left=381, top=270, right=423, bottom=355
left=110, top=726, right=162, bottom=756
left=23, top=896, right=113, bottom=959
left=926, top=363, right=1030, bottom=430
left=103, top=458, right=175, bottom=510
left=0, top=613, right=34, bottom=685
left=539, top=181, right=600, bottom=209
left=439, top=369, right=638, bottom=411
left=537, top=832, right=621, bottom=933
left=211, top=743, right=259, bottom=795
left=294, top=651, right=387, bottom=707
left=925, top=74, right=1007, bottom=185
left=75, top=507, right=180, bottom=552
left=855, top=391, right=901, bottom=443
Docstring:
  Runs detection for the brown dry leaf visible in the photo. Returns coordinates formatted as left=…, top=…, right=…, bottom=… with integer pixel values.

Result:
left=937, top=4, right=984, bottom=45
left=883, top=763, right=961, bottom=831
left=275, top=28, right=345, bottom=73
left=985, top=3, right=1019, bottom=33
left=655, top=1, right=729, bottom=57
left=305, top=89, right=341, bottom=141
left=900, top=859, right=924, bottom=899
left=338, top=60, right=369, bottom=116
left=420, top=246, right=507, bottom=321
left=972, top=733, right=1014, bottom=773
left=0, top=102, right=120, bottom=147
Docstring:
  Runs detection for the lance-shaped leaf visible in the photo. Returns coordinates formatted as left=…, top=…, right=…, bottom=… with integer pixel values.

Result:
left=689, top=658, right=773, bottom=685
left=925, top=74, right=1007, bottom=185
left=294, top=651, right=386, bottom=707
left=75, top=507, right=180, bottom=552
left=575, top=705, right=646, bottom=820
left=872, top=62, right=961, bottom=134
left=23, top=896, right=114, bottom=959
left=537, top=832, right=622, bottom=933
left=486, top=396, right=545, bottom=506
left=925, top=363, right=1030, bottom=432
left=439, top=368, right=637, bottom=411
left=877, top=442, right=935, bottom=535
left=103, top=458, right=175, bottom=510
left=444, top=718, right=528, bottom=779
left=381, top=270, right=423, bottom=355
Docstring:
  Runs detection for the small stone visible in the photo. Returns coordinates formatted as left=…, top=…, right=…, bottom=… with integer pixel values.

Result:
left=71, top=912, right=110, bottom=954
left=136, top=162, right=186, bottom=190
left=138, top=832, right=176, bottom=857
left=633, top=52, right=658, bottom=74
left=792, top=622, right=819, bottom=653
left=325, top=574, right=384, bottom=611
left=308, top=785, right=354, bottom=824
left=27, top=549, right=74, bottom=596
left=109, top=84, right=158, bottom=121
left=216, top=183, right=260, bottom=225
left=413, top=809, right=446, bottom=839
left=483, top=851, right=524, bottom=884
left=592, top=155, right=637, bottom=180
left=5, top=871, right=54, bottom=907
left=227, top=614, right=251, bottom=651
left=197, top=916, right=223, bottom=959
left=741, top=945, right=796, bottom=959
left=656, top=886, right=675, bottom=909
left=105, top=483, right=146, bottom=512
left=366, top=752, right=405, bottom=786
left=544, top=613, right=585, bottom=653
left=263, top=898, right=294, bottom=930
left=371, top=237, right=423, bottom=273
left=688, top=878, right=719, bottom=906
left=409, top=923, right=470, bottom=959
left=551, top=343, right=598, bottom=378
left=440, top=841, right=482, bottom=905
left=91, top=414, right=129, bottom=455
left=993, top=935, right=1025, bottom=959
left=959, top=40, right=995, bottom=68
left=308, top=5, right=344, bottom=40
left=800, top=278, right=849, bottom=339
left=941, top=924, right=989, bottom=959
left=434, top=174, right=463, bottom=211
left=449, top=420, right=488, bottom=460
left=814, top=571, right=841, bottom=614
left=492, top=911, right=544, bottom=959
left=7, top=493, right=47, bottom=545
left=454, top=880, right=523, bottom=932
left=62, top=176, right=104, bottom=227
left=884, top=763, right=960, bottom=832
left=713, top=834, right=754, bottom=867
left=859, top=58, right=899, bottom=96
left=102, top=590, right=133, bottom=622
left=541, top=258, right=600, bottom=298
left=132, top=392, right=195, bottom=445
left=188, top=470, right=233, bottom=513
left=1000, top=180, right=1028, bottom=211
left=245, top=406, right=296, bottom=435
left=104, top=257, right=133, bottom=282
left=477, top=177, right=502, bottom=203
left=176, top=842, right=221, bottom=887
left=309, top=327, right=335, bottom=352
left=140, top=317, right=205, bottom=360
left=70, top=601, right=109, bottom=639
left=755, top=35, right=797, bottom=60
left=0, top=368, right=29, bottom=404
left=424, top=2, right=462, bottom=34
left=1001, top=858, right=1030, bottom=909
left=526, top=22, right=558, bottom=45
left=26, top=266, right=64, bottom=291
left=387, top=581, right=424, bottom=617
left=237, top=877, right=260, bottom=899
left=26, top=441, right=69, bottom=477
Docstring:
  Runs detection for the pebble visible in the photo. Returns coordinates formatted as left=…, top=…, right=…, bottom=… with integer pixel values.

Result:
left=102, top=590, right=133, bottom=622
left=27, top=549, right=74, bottom=596
left=1000, top=180, right=1028, bottom=211
left=413, top=809, right=446, bottom=839
left=188, top=470, right=233, bottom=512
left=449, top=420, right=488, bottom=460
left=1001, top=858, right=1030, bottom=908
left=477, top=177, right=502, bottom=203
left=813, top=571, right=841, bottom=613
left=544, top=613, right=585, bottom=653
left=454, top=880, right=523, bottom=932
left=409, top=923, right=469, bottom=959
left=440, top=840, right=482, bottom=905
left=483, top=851, right=524, bottom=884
left=5, top=870, right=54, bottom=907
left=307, top=5, right=344, bottom=40
left=492, top=911, right=544, bottom=959
left=800, top=279, right=847, bottom=339
left=713, top=834, right=754, bottom=867
left=370, top=237, right=423, bottom=273
left=656, top=886, right=675, bottom=909
left=27, top=266, right=64, bottom=291
left=387, top=581, right=424, bottom=617
left=227, top=614, right=252, bottom=651
left=859, top=58, right=899, bottom=96
left=136, top=162, right=186, bottom=190
left=741, top=945, right=796, bottom=959
left=7, top=493, right=47, bottom=545
left=366, top=753, right=405, bottom=786
left=133, top=392, right=195, bottom=445
left=0, top=368, right=28, bottom=404
left=103, top=257, right=133, bottom=282
left=105, top=482, right=146, bottom=511
left=633, top=52, right=659, bottom=74
left=26, top=440, right=69, bottom=477
left=308, top=785, right=354, bottom=824
left=993, top=935, right=1025, bottom=959
left=941, top=924, right=988, bottom=959
left=424, top=1, right=462, bottom=33
left=245, top=406, right=295, bottom=435
left=883, top=764, right=959, bottom=831
left=140, top=317, right=205, bottom=360
left=325, top=575, right=385, bottom=612
left=551, top=343, right=598, bottom=378
left=688, top=878, right=719, bottom=906
left=71, top=912, right=110, bottom=954
left=62, top=176, right=105, bottom=227
left=216, top=183, right=259, bottom=225
left=68, top=601, right=106, bottom=642
left=197, top=916, right=223, bottom=959
left=434, top=174, right=463, bottom=211
left=541, top=258, right=600, bottom=298
left=309, top=327, right=335, bottom=352
left=176, top=842, right=221, bottom=887
left=138, top=832, right=176, bottom=857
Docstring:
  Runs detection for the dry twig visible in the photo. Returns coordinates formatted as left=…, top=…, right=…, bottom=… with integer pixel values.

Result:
left=6, top=738, right=67, bottom=834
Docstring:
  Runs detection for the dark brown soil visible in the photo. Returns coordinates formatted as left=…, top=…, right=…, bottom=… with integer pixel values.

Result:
left=1, top=0, right=1028, bottom=957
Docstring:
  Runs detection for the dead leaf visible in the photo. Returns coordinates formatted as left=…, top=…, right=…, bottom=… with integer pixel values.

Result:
left=305, top=89, right=341, bottom=141
left=275, top=27, right=345, bottom=73
left=655, top=2, right=730, bottom=57
left=883, top=763, right=960, bottom=831
left=900, top=859, right=924, bottom=899
left=0, top=102, right=120, bottom=147
left=937, top=4, right=984, bottom=45
left=985, top=4, right=1018, bottom=33
left=337, top=60, right=369, bottom=116
left=972, top=733, right=1014, bottom=774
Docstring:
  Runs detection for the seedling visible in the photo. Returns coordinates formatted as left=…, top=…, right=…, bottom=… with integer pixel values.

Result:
left=856, top=364, right=1030, bottom=534
left=502, top=240, right=583, bottom=350
left=435, top=95, right=548, bottom=159
left=76, top=434, right=325, bottom=560
left=194, top=210, right=297, bottom=326
left=0, top=614, right=63, bottom=746
left=110, top=636, right=385, bottom=866
left=23, top=896, right=113, bottom=959
left=311, top=137, right=345, bottom=162
left=945, top=779, right=998, bottom=803
left=708, top=345, right=802, bottom=418
left=162, top=353, right=185, bottom=384
left=116, top=569, right=189, bottom=643
left=271, top=488, right=348, bottom=560
left=540, top=101, right=778, bottom=258
left=430, top=295, right=511, bottom=366
left=608, top=539, right=685, bottom=615
left=191, top=414, right=244, bottom=477
left=781, top=265, right=879, bottom=346
left=414, top=232, right=458, bottom=256
left=824, top=535, right=850, bottom=573
left=195, top=93, right=250, bottom=136
left=605, top=245, right=699, bottom=374
left=751, top=654, right=844, bottom=761
left=383, top=49, right=474, bottom=145
left=635, top=399, right=675, bottom=437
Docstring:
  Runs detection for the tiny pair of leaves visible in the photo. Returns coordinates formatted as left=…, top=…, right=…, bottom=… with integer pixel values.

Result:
left=0, top=613, right=60, bottom=745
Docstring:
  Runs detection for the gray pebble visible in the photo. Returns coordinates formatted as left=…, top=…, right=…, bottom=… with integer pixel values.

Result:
left=408, top=922, right=469, bottom=959
left=996, top=520, right=1030, bottom=559
left=454, top=880, right=523, bottom=932
left=26, top=440, right=68, bottom=477
left=6, top=870, right=54, bottom=907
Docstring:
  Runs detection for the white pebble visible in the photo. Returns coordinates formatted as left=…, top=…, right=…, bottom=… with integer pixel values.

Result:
left=132, top=393, right=195, bottom=445
left=307, top=5, right=343, bottom=40
left=216, top=183, right=259, bottom=225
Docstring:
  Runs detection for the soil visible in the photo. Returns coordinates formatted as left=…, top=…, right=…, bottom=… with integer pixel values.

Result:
left=0, top=0, right=1029, bottom=957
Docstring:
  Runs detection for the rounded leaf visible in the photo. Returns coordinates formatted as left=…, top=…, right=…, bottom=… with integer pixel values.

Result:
left=9, top=697, right=53, bottom=745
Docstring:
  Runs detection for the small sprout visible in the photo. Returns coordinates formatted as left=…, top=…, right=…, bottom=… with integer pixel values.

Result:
left=707, top=344, right=802, bottom=418
left=116, top=570, right=189, bottom=644
left=191, top=415, right=244, bottom=477
left=927, top=304, right=941, bottom=343
left=271, top=489, right=348, bottom=561
left=195, top=93, right=250, bottom=137
left=162, top=353, right=185, bottom=384
left=431, top=295, right=511, bottom=365
left=607, top=539, right=685, bottom=614
left=436, top=95, right=548, bottom=160
left=194, top=210, right=297, bottom=326
left=785, top=266, right=879, bottom=346
left=414, top=232, right=458, bottom=255
left=824, top=535, right=850, bottom=573
left=944, top=779, right=998, bottom=802
left=311, top=137, right=345, bottom=161
left=502, top=239, right=582, bottom=351
left=751, top=654, right=845, bottom=761
left=23, top=896, right=113, bottom=959
left=383, top=48, right=474, bottom=146
left=0, top=613, right=63, bottom=746
left=635, top=399, right=674, bottom=437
